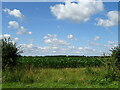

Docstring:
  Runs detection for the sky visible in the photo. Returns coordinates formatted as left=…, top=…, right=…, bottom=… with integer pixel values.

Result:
left=2, top=0, right=119, bottom=56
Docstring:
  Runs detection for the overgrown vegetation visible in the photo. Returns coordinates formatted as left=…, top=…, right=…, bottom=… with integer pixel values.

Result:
left=110, top=46, right=120, bottom=70
left=2, top=67, right=119, bottom=88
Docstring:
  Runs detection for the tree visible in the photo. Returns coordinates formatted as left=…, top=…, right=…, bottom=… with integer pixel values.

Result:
left=2, top=38, right=22, bottom=68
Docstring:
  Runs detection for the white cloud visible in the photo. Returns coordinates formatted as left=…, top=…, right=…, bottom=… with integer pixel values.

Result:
left=93, top=36, right=100, bottom=41
left=88, top=40, right=117, bottom=47
left=28, top=32, right=32, bottom=35
left=14, top=37, right=19, bottom=41
left=87, top=40, right=118, bottom=56
left=18, top=34, right=102, bottom=56
left=95, top=11, right=119, bottom=27
left=43, top=34, right=57, bottom=39
left=8, top=21, right=19, bottom=29
left=8, top=21, right=32, bottom=35
left=104, top=44, right=118, bottom=48
left=19, top=42, right=100, bottom=56
left=3, top=8, right=24, bottom=20
left=67, top=34, right=77, bottom=40
left=88, top=40, right=118, bottom=49
left=88, top=41, right=101, bottom=47
left=107, top=41, right=118, bottom=45
left=50, top=0, right=104, bottom=23
left=44, top=34, right=69, bottom=46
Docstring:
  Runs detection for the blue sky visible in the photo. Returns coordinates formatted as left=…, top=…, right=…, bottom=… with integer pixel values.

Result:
left=2, top=1, right=119, bottom=56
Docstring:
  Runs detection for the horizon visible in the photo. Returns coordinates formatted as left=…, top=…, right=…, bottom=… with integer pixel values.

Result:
left=20, top=55, right=111, bottom=57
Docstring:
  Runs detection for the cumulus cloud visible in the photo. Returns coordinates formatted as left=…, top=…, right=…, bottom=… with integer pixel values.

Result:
left=19, top=43, right=99, bottom=56
left=28, top=32, right=32, bottom=35
left=93, top=36, right=100, bottom=41
left=88, top=41, right=101, bottom=47
left=103, top=42, right=118, bottom=51
left=19, top=43, right=60, bottom=56
left=8, top=21, right=32, bottom=35
left=18, top=34, right=102, bottom=56
left=3, top=8, right=24, bottom=20
left=87, top=40, right=118, bottom=56
left=88, top=40, right=118, bottom=49
left=14, top=37, right=19, bottom=41
left=44, top=34, right=69, bottom=46
left=95, top=11, right=119, bottom=27
left=43, top=34, right=57, bottom=39
left=67, top=34, right=77, bottom=41
left=107, top=41, right=118, bottom=45
left=50, top=0, right=104, bottom=23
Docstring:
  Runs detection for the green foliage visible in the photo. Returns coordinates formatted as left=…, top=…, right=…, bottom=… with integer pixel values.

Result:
left=110, top=46, right=120, bottom=58
left=18, top=56, right=103, bottom=68
left=97, top=47, right=120, bottom=84
left=2, top=67, right=119, bottom=88
left=110, top=46, right=120, bottom=70
left=2, top=38, right=22, bottom=68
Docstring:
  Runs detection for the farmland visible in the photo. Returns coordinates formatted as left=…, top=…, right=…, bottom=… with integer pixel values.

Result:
left=18, top=56, right=106, bottom=68
left=2, top=56, right=119, bottom=88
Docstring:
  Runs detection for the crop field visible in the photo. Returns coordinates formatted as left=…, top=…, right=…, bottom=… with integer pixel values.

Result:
left=18, top=56, right=106, bottom=68
left=2, top=56, right=119, bottom=88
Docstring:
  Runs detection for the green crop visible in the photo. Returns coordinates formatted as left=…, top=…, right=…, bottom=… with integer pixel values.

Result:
left=17, top=56, right=106, bottom=68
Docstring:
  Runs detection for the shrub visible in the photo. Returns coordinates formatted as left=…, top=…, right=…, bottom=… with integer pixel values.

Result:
left=2, top=38, right=22, bottom=69
left=110, top=46, right=120, bottom=70
left=110, top=46, right=120, bottom=58
left=97, top=47, right=120, bottom=82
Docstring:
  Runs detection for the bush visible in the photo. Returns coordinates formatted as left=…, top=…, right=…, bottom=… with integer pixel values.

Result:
left=110, top=46, right=120, bottom=58
left=2, top=38, right=22, bottom=69
left=97, top=47, right=120, bottom=82
left=110, top=46, right=120, bottom=70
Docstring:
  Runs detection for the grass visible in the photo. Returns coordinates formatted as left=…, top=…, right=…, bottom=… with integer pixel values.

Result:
left=2, top=67, right=119, bottom=88
left=2, top=82, right=118, bottom=88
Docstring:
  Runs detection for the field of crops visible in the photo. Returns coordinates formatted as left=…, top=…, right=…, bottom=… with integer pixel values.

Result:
left=3, top=56, right=119, bottom=88
left=18, top=56, right=110, bottom=68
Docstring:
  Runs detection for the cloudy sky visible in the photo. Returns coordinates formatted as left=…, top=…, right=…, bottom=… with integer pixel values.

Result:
left=2, top=0, right=119, bottom=56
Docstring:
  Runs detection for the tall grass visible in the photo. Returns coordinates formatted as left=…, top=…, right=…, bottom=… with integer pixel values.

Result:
left=2, top=66, right=119, bottom=88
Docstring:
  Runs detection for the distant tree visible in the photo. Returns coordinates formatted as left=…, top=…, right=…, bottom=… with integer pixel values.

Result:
left=2, top=38, right=22, bottom=69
